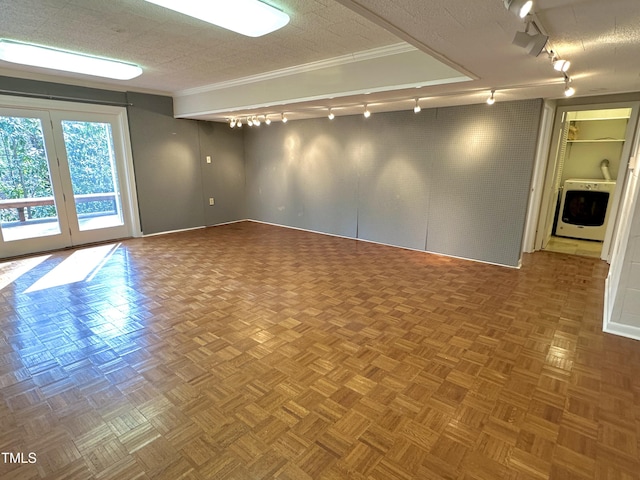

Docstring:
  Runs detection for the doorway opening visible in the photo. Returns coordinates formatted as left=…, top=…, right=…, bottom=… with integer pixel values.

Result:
left=535, top=104, right=639, bottom=260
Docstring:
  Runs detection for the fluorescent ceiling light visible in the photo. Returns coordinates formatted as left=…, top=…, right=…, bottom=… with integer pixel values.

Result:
left=145, top=0, right=290, bottom=37
left=0, top=39, right=142, bottom=80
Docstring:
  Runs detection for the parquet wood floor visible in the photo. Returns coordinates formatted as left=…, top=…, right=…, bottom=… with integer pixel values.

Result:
left=1, top=221, right=639, bottom=479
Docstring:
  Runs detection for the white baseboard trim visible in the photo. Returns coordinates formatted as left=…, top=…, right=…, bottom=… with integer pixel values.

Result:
left=142, top=220, right=250, bottom=238
left=603, top=320, right=640, bottom=342
left=142, top=226, right=206, bottom=237
left=246, top=219, right=520, bottom=269
left=207, top=219, right=249, bottom=228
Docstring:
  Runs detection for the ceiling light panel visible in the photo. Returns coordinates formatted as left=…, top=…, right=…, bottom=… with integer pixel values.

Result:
left=145, top=0, right=290, bottom=37
left=0, top=39, right=142, bottom=80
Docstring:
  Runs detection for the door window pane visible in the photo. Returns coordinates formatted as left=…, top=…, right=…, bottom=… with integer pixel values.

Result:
left=0, top=116, right=62, bottom=241
left=61, top=121, right=123, bottom=232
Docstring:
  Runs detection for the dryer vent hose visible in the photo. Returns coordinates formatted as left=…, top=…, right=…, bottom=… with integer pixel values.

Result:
left=600, top=158, right=612, bottom=181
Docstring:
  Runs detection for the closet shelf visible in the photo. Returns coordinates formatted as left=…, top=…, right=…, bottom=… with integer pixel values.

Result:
left=567, top=139, right=626, bottom=143
left=570, top=117, right=630, bottom=122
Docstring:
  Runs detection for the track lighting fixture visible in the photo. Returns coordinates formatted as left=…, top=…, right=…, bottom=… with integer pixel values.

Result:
left=504, top=0, right=533, bottom=19
left=564, top=77, right=575, bottom=97
left=513, top=25, right=548, bottom=57
left=224, top=71, right=575, bottom=123
left=553, top=58, right=570, bottom=72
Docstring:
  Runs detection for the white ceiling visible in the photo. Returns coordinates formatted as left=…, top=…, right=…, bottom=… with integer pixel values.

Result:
left=0, top=0, right=639, bottom=122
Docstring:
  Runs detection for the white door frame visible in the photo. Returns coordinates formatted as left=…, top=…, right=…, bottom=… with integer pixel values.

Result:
left=524, top=100, right=640, bottom=262
left=0, top=95, right=141, bottom=258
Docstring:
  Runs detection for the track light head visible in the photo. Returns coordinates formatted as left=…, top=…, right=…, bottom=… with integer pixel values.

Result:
left=363, top=105, right=371, bottom=118
left=512, top=30, right=548, bottom=56
left=413, top=99, right=421, bottom=113
left=229, top=118, right=236, bottom=128
left=504, top=0, right=533, bottom=18
left=564, top=79, right=575, bottom=97
left=247, top=117, right=253, bottom=126
left=487, top=90, right=496, bottom=105
left=281, top=113, right=288, bottom=123
left=253, top=116, right=261, bottom=126
left=265, top=116, right=271, bottom=125
left=553, top=58, right=571, bottom=72
left=328, top=108, right=335, bottom=120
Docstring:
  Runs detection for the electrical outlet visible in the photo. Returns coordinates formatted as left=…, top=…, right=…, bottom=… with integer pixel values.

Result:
left=209, top=197, right=215, bottom=206
left=206, top=155, right=211, bottom=164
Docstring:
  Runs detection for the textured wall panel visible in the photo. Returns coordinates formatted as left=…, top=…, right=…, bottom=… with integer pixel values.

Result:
left=245, top=117, right=359, bottom=238
left=244, top=99, right=542, bottom=266
left=356, top=110, right=435, bottom=250
left=426, top=100, right=542, bottom=266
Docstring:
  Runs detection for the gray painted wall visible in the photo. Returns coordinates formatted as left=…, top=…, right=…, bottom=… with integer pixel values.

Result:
left=244, top=99, right=543, bottom=267
left=198, top=122, right=246, bottom=226
left=126, top=93, right=247, bottom=234
left=245, top=117, right=359, bottom=238
left=126, top=93, right=205, bottom=235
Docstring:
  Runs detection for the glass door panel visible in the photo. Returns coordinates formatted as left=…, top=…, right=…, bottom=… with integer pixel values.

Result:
left=60, top=120, right=124, bottom=232
left=50, top=111, right=132, bottom=246
left=0, top=101, right=137, bottom=260
left=0, top=110, right=71, bottom=256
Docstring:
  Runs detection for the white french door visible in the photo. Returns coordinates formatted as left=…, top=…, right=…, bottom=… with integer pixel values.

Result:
left=0, top=99, right=139, bottom=259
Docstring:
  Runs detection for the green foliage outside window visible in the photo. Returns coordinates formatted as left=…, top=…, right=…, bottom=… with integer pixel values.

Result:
left=0, top=117, right=118, bottom=223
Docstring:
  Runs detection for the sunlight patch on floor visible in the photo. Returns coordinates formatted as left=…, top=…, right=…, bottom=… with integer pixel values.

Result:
left=0, top=254, right=51, bottom=291
left=24, top=243, right=120, bottom=293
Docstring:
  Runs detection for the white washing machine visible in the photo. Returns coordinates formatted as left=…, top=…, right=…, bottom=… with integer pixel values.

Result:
left=556, top=179, right=616, bottom=241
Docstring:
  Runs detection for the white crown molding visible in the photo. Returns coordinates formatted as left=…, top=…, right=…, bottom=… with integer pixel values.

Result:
left=174, top=43, right=417, bottom=97
left=175, top=76, right=471, bottom=118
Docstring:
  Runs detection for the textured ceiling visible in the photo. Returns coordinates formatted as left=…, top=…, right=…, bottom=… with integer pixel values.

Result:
left=0, top=0, right=399, bottom=92
left=0, top=0, right=639, bottom=122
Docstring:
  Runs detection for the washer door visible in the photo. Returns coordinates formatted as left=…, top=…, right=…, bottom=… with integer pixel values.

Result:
left=556, top=188, right=610, bottom=241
